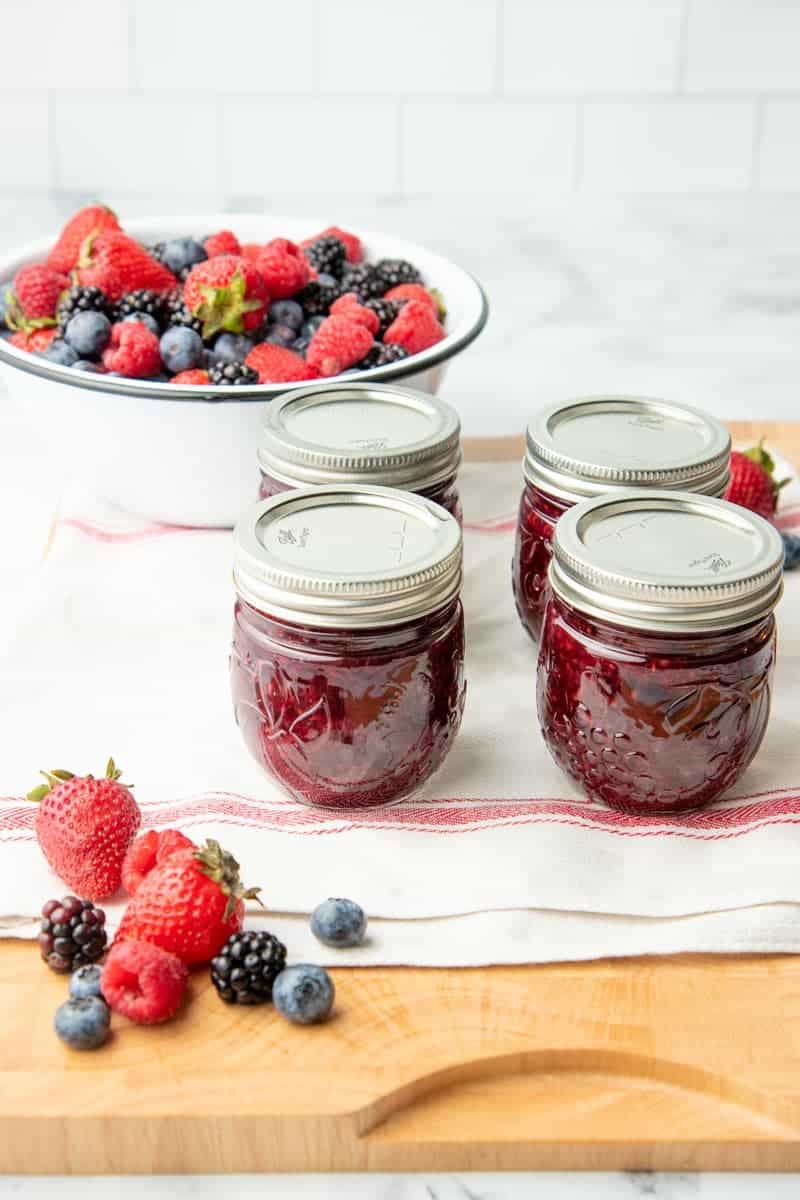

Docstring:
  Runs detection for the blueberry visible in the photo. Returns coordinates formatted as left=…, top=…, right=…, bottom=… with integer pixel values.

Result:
left=73, top=360, right=105, bottom=373
left=123, top=312, right=160, bottom=337
left=310, top=898, right=367, bottom=949
left=69, top=964, right=104, bottom=1001
left=316, top=273, right=337, bottom=288
left=301, top=316, right=326, bottom=339
left=292, top=336, right=310, bottom=357
left=273, top=964, right=334, bottom=1025
left=212, top=331, right=255, bottom=365
left=782, top=532, right=800, bottom=571
left=268, top=299, right=304, bottom=331
left=53, top=996, right=110, bottom=1050
left=160, top=237, right=207, bottom=277
left=265, top=323, right=296, bottom=348
left=40, top=339, right=79, bottom=367
left=0, top=288, right=10, bottom=330
left=160, top=326, right=204, bottom=373
left=64, top=311, right=111, bottom=358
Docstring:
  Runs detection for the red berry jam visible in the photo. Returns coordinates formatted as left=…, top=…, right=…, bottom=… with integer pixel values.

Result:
left=258, top=381, right=462, bottom=521
left=514, top=397, right=731, bottom=641
left=538, top=491, right=784, bottom=814
left=232, top=598, right=465, bottom=809
left=231, top=484, right=465, bottom=808
left=538, top=596, right=775, bottom=814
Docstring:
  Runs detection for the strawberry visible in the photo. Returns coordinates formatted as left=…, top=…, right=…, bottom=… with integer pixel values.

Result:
left=183, top=255, right=268, bottom=339
left=240, top=242, right=263, bottom=264
left=77, top=231, right=177, bottom=302
left=122, top=828, right=196, bottom=896
left=306, top=315, right=373, bottom=377
left=9, top=326, right=58, bottom=354
left=725, top=441, right=789, bottom=521
left=115, top=839, right=261, bottom=965
left=255, top=240, right=310, bottom=300
left=204, top=230, right=241, bottom=258
left=330, top=292, right=380, bottom=335
left=300, top=226, right=362, bottom=264
left=102, top=939, right=188, bottom=1025
left=170, top=368, right=210, bottom=385
left=46, top=204, right=121, bottom=275
left=102, top=322, right=162, bottom=378
left=6, top=265, right=68, bottom=331
left=29, top=758, right=141, bottom=900
left=384, top=282, right=445, bottom=319
left=245, top=343, right=317, bottom=383
left=384, top=299, right=445, bottom=355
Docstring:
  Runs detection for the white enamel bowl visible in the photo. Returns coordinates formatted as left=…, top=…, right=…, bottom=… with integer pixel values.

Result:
left=0, top=213, right=488, bottom=527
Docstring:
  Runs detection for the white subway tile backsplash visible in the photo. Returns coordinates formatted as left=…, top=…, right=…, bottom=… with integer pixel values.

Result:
left=687, top=0, right=800, bottom=92
left=54, top=95, right=217, bottom=194
left=503, top=0, right=682, bottom=94
left=223, top=98, right=398, bottom=194
left=0, top=0, right=129, bottom=89
left=582, top=100, right=755, bottom=191
left=402, top=101, right=575, bottom=192
left=318, top=0, right=497, bottom=94
left=132, top=0, right=314, bottom=92
left=759, top=102, right=800, bottom=189
left=0, top=97, right=50, bottom=189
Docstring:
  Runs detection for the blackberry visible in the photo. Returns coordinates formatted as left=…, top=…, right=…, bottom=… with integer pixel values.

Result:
left=38, top=896, right=107, bottom=974
left=57, top=285, right=114, bottom=333
left=166, top=292, right=203, bottom=335
left=358, top=342, right=409, bottom=370
left=303, top=236, right=346, bottom=278
left=365, top=298, right=403, bottom=336
left=210, top=929, right=287, bottom=1004
left=117, top=289, right=167, bottom=330
left=208, top=360, right=259, bottom=386
left=375, top=258, right=422, bottom=290
left=339, top=263, right=383, bottom=302
left=298, top=279, right=340, bottom=317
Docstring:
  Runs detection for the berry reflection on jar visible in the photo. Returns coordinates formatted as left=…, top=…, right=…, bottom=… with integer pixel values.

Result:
left=257, top=382, right=462, bottom=523
left=513, top=396, right=731, bottom=642
left=231, top=485, right=465, bottom=809
left=537, top=490, right=784, bottom=815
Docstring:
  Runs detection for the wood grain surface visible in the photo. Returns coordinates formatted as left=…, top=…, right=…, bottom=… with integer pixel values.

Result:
left=1, top=419, right=797, bottom=1176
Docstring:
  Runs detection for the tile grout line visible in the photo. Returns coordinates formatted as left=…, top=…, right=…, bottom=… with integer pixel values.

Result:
left=127, top=0, right=138, bottom=90
left=395, top=103, right=404, bottom=196
left=572, top=100, right=584, bottom=192
left=751, top=96, right=765, bottom=190
left=494, top=0, right=504, bottom=95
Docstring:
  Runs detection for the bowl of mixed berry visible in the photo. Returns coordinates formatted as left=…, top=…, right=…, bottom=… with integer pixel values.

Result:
left=0, top=207, right=488, bottom=526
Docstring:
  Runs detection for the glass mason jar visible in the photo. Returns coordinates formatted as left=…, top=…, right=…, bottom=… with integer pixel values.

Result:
left=231, top=485, right=466, bottom=809
left=513, top=396, right=731, bottom=642
left=257, top=382, right=463, bottom=523
left=537, top=490, right=784, bottom=814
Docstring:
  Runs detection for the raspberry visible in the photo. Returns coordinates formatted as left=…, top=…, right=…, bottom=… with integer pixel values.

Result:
left=245, top=343, right=317, bottom=383
left=101, top=939, right=187, bottom=1025
left=306, top=316, right=374, bottom=378
left=122, top=829, right=196, bottom=896
left=300, top=226, right=362, bottom=264
left=384, top=299, right=445, bottom=355
left=330, top=292, right=380, bottom=335
left=102, top=322, right=162, bottom=378
left=204, top=230, right=241, bottom=258
left=240, top=242, right=263, bottom=264
left=170, top=368, right=210, bottom=385
left=255, top=241, right=310, bottom=300
left=383, top=283, right=442, bottom=317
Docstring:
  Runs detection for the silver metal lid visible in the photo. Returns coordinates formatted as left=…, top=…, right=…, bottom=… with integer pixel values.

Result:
left=233, top=484, right=462, bottom=628
left=550, top=491, right=784, bottom=633
left=258, top=383, right=461, bottom=491
left=525, top=396, right=731, bottom=502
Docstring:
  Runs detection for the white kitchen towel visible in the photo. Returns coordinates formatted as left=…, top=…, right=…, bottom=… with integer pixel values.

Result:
left=0, top=455, right=799, bottom=963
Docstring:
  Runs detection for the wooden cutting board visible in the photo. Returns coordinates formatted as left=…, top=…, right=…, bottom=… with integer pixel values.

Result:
left=2, top=420, right=798, bottom=1176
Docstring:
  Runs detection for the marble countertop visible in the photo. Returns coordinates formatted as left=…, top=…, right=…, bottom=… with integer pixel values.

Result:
left=1, top=194, right=799, bottom=1197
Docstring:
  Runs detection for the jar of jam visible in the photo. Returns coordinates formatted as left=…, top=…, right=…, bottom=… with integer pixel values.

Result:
left=538, top=490, right=784, bottom=814
left=258, top=382, right=462, bottom=522
left=231, top=485, right=465, bottom=809
left=513, top=396, right=731, bottom=641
